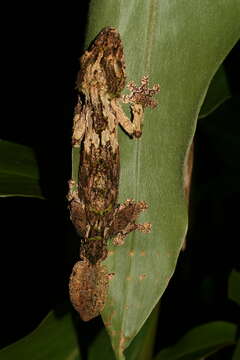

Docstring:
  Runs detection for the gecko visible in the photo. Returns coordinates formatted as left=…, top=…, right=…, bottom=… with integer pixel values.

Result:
left=68, top=27, right=160, bottom=321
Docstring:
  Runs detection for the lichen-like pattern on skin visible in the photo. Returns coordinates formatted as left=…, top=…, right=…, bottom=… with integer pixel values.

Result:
left=68, top=27, right=160, bottom=321
left=69, top=260, right=109, bottom=321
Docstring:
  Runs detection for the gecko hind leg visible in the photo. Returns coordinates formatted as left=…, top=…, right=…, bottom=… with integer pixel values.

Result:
left=110, top=199, right=151, bottom=246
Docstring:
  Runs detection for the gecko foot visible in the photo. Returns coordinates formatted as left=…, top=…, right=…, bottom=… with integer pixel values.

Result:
left=137, top=222, right=152, bottom=233
left=113, top=233, right=127, bottom=246
left=122, top=76, right=160, bottom=109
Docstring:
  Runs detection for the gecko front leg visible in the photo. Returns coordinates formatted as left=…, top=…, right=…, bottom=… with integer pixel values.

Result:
left=112, top=76, right=160, bottom=138
left=108, top=77, right=159, bottom=245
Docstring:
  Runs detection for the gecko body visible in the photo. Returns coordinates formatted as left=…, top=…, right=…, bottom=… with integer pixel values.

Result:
left=68, top=27, right=160, bottom=321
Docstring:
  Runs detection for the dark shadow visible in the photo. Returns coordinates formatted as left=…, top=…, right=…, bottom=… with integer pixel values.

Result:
left=224, top=40, right=240, bottom=96
left=0, top=2, right=92, bottom=351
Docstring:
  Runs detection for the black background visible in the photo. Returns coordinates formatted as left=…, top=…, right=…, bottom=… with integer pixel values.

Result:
left=0, top=2, right=91, bottom=350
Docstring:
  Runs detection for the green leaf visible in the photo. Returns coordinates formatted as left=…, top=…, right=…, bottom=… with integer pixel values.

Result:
left=0, top=311, right=81, bottom=360
left=228, top=270, right=240, bottom=306
left=154, top=321, right=237, bottom=360
left=0, top=140, right=43, bottom=199
left=89, top=304, right=160, bottom=360
left=233, top=339, right=240, bottom=360
left=198, top=65, right=231, bottom=119
left=89, top=328, right=115, bottom=360
left=72, top=1, right=240, bottom=358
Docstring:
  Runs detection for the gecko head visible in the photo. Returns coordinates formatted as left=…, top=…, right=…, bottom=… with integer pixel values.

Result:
left=77, top=27, right=126, bottom=97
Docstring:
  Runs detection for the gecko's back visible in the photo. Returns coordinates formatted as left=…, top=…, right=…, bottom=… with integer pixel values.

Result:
left=68, top=27, right=160, bottom=321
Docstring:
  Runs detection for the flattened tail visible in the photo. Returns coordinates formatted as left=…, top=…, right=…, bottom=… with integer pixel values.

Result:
left=69, top=259, right=109, bottom=321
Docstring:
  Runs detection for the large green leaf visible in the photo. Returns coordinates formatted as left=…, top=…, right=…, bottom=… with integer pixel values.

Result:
left=71, top=1, right=240, bottom=358
left=228, top=270, right=240, bottom=306
left=154, top=321, right=237, bottom=360
left=0, top=140, right=43, bottom=199
left=0, top=311, right=81, bottom=360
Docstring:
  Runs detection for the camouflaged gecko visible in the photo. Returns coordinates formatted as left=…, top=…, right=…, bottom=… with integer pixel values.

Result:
left=68, top=27, right=160, bottom=321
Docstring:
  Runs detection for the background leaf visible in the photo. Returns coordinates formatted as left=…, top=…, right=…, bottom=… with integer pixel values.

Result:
left=154, top=321, right=237, bottom=360
left=0, top=311, right=81, bottom=360
left=233, top=339, right=240, bottom=360
left=0, top=140, right=43, bottom=199
left=195, top=96, right=240, bottom=201
left=228, top=270, right=240, bottom=306
left=198, top=65, right=231, bottom=119
left=71, top=1, right=240, bottom=358
left=89, top=328, right=115, bottom=360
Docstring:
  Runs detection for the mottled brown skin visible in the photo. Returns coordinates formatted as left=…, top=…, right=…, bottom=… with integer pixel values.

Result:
left=69, top=260, right=109, bottom=321
left=68, top=27, right=160, bottom=321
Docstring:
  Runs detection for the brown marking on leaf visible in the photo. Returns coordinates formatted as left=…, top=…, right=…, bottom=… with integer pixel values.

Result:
left=126, top=276, right=132, bottom=281
left=119, top=333, right=127, bottom=354
left=105, top=310, right=116, bottom=325
left=140, top=250, right=146, bottom=256
left=105, top=311, right=116, bottom=328
left=183, top=141, right=194, bottom=203
left=111, top=330, right=117, bottom=336
left=165, top=275, right=171, bottom=283
left=182, top=141, right=194, bottom=251
left=139, top=274, right=147, bottom=281
left=106, top=299, right=115, bottom=307
left=128, top=250, right=135, bottom=257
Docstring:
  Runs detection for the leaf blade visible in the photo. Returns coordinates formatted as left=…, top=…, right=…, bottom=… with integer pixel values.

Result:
left=0, top=140, right=43, bottom=199
left=154, top=321, right=237, bottom=360
left=228, top=270, right=240, bottom=306
left=0, top=311, right=81, bottom=360
left=71, top=1, right=240, bottom=358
